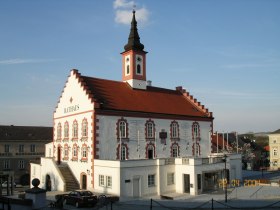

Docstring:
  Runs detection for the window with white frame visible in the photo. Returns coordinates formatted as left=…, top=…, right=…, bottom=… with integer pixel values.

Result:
left=4, top=160, right=10, bottom=169
left=64, top=122, right=69, bottom=138
left=19, top=160, right=25, bottom=169
left=73, top=145, right=77, bottom=157
left=106, top=176, right=112, bottom=188
left=82, top=146, right=87, bottom=159
left=148, top=174, right=155, bottom=187
left=99, top=175, right=105, bottom=186
left=146, top=121, right=155, bottom=139
left=171, top=121, right=179, bottom=138
left=121, top=145, right=126, bottom=160
left=192, top=122, right=200, bottom=139
left=171, top=144, right=179, bottom=157
left=73, top=121, right=78, bottom=139
left=167, top=173, right=175, bottom=185
left=119, top=121, right=126, bottom=138
left=64, top=145, right=69, bottom=157
left=82, top=119, right=88, bottom=137
left=57, top=123, right=62, bottom=139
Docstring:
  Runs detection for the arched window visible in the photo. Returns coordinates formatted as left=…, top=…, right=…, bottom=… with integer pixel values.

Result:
left=57, top=123, right=62, bottom=140
left=145, top=120, right=155, bottom=139
left=117, top=118, right=128, bottom=139
left=72, top=144, right=78, bottom=161
left=137, top=64, right=141, bottom=74
left=64, top=122, right=69, bottom=139
left=171, top=144, right=179, bottom=157
left=117, top=144, right=128, bottom=160
left=73, top=120, right=78, bottom=139
left=121, top=145, right=126, bottom=160
left=192, top=142, right=200, bottom=156
left=64, top=144, right=69, bottom=160
left=192, top=122, right=200, bottom=140
left=82, top=119, right=88, bottom=137
left=81, top=145, right=88, bottom=161
left=146, top=144, right=155, bottom=159
left=170, top=121, right=179, bottom=139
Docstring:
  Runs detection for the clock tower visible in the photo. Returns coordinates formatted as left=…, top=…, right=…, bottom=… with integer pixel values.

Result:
left=121, top=10, right=147, bottom=90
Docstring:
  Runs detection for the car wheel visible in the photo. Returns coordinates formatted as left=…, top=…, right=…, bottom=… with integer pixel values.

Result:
left=75, top=202, right=80, bottom=208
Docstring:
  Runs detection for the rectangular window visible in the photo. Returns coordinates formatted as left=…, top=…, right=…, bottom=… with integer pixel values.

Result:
left=19, top=160, right=25, bottom=169
left=167, top=173, right=175, bottom=185
left=30, top=144, right=36, bottom=153
left=148, top=174, right=155, bottom=187
left=106, top=176, right=112, bottom=188
left=4, top=145, right=10, bottom=153
left=99, top=175, right=105, bottom=186
left=4, top=160, right=10, bottom=169
left=19, top=144, right=24, bottom=153
left=82, top=147, right=87, bottom=158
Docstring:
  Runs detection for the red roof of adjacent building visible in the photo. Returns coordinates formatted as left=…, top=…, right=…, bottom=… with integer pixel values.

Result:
left=211, top=134, right=228, bottom=148
left=77, top=72, right=212, bottom=119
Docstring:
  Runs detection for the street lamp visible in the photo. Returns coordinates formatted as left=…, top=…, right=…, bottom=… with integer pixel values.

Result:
left=222, top=154, right=227, bottom=203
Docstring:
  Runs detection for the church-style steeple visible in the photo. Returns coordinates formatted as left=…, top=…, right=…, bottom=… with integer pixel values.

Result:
left=124, top=10, right=144, bottom=51
left=121, top=10, right=147, bottom=90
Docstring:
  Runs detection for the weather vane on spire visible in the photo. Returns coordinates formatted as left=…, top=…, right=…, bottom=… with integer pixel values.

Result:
left=133, top=4, right=136, bottom=12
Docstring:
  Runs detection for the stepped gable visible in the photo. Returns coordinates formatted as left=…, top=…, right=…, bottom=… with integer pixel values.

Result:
left=79, top=73, right=212, bottom=119
left=175, top=86, right=212, bottom=118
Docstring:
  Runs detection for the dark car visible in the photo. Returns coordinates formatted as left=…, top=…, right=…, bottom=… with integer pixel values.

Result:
left=63, top=190, right=97, bottom=208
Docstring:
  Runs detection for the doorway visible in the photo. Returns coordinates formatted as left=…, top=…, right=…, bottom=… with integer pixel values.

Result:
left=46, top=174, right=51, bottom=191
left=81, top=174, right=87, bottom=189
left=57, top=147, right=61, bottom=165
left=133, top=178, right=140, bottom=197
left=184, top=174, right=190, bottom=193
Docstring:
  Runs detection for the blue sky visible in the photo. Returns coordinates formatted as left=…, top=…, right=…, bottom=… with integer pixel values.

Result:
left=0, top=0, right=279, bottom=134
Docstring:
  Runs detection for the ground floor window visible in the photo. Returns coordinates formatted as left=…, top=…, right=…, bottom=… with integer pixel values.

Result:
left=167, top=173, right=175, bottom=185
left=148, top=174, right=155, bottom=187
left=99, top=175, right=105, bottom=186
left=197, top=174, right=201, bottom=190
left=99, top=174, right=112, bottom=188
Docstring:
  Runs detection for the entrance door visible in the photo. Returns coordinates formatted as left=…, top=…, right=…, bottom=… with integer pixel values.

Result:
left=46, top=174, right=51, bottom=191
left=133, top=178, right=140, bottom=197
left=82, top=175, right=87, bottom=189
left=184, top=174, right=190, bottom=193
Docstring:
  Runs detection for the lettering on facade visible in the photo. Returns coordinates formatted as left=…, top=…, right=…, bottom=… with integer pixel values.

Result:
left=64, top=105, right=79, bottom=114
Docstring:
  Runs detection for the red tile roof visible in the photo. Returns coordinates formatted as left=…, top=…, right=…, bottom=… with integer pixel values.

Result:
left=78, top=72, right=212, bottom=119
left=211, top=134, right=228, bottom=148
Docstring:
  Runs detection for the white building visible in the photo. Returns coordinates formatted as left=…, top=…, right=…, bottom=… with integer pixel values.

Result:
left=269, top=130, right=280, bottom=170
left=31, top=10, right=242, bottom=199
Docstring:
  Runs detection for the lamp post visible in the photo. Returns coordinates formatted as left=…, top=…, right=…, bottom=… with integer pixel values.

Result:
left=223, top=154, right=227, bottom=203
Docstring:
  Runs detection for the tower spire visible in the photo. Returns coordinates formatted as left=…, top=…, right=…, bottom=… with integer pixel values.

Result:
left=124, top=10, right=144, bottom=51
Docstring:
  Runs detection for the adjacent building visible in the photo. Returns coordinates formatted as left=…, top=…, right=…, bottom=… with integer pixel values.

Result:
left=0, top=125, right=52, bottom=185
left=269, top=129, right=280, bottom=170
left=31, top=11, right=242, bottom=199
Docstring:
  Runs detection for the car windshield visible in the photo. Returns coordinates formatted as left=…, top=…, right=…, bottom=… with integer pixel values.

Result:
left=80, top=191, right=92, bottom=196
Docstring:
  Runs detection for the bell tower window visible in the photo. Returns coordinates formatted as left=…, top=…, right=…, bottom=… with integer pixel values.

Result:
left=137, top=64, right=141, bottom=74
left=126, top=65, right=130, bottom=75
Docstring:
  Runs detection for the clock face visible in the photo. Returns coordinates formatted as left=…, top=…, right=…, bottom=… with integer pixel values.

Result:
left=137, top=56, right=142, bottom=62
left=126, top=58, right=129, bottom=62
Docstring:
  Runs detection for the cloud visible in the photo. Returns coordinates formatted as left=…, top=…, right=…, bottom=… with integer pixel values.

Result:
left=0, top=58, right=58, bottom=65
left=113, top=0, right=135, bottom=9
left=113, top=0, right=149, bottom=25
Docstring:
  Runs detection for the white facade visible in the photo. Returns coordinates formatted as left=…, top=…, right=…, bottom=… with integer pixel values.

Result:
left=269, top=133, right=280, bottom=170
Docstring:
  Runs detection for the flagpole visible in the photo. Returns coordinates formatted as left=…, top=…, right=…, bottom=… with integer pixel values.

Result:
left=227, top=133, right=229, bottom=151
left=216, top=131, right=218, bottom=153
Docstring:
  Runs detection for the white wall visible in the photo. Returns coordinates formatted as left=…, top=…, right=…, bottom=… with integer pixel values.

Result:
left=97, top=115, right=212, bottom=160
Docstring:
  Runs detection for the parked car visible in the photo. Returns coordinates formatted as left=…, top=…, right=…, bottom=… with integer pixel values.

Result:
left=63, top=190, right=97, bottom=208
left=1, top=181, right=17, bottom=188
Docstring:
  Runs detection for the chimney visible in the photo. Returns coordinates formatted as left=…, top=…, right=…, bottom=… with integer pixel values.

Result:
left=147, top=80, right=152, bottom=86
